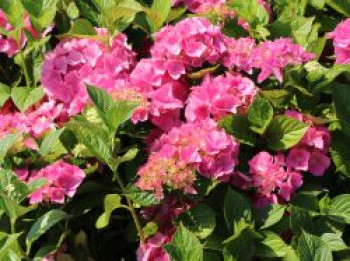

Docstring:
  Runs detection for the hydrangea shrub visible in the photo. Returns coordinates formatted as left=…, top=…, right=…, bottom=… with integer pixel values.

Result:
left=0, top=0, right=350, bottom=260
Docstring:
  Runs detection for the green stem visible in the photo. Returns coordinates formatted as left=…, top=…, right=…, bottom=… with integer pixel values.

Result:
left=10, top=218, right=16, bottom=234
left=113, top=170, right=145, bottom=244
left=20, top=50, right=30, bottom=87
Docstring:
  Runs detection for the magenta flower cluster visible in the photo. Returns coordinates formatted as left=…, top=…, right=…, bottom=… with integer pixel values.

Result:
left=136, top=119, right=239, bottom=198
left=42, top=32, right=135, bottom=115
left=328, top=18, right=350, bottom=64
left=16, top=160, right=85, bottom=204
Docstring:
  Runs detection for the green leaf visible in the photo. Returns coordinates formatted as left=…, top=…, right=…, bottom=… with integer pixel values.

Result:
left=20, top=0, right=58, bottom=31
left=11, top=86, right=44, bottom=112
left=290, top=206, right=313, bottom=234
left=75, top=0, right=100, bottom=25
left=291, top=192, right=319, bottom=212
left=0, top=133, right=21, bottom=161
left=219, top=115, right=257, bottom=146
left=333, top=83, right=350, bottom=133
left=324, top=194, right=350, bottom=224
left=0, top=83, right=11, bottom=107
left=166, top=7, right=187, bottom=23
left=66, top=117, right=113, bottom=164
left=164, top=224, right=203, bottom=261
left=257, top=204, right=286, bottom=229
left=148, top=0, right=171, bottom=30
left=96, top=194, right=122, bottom=229
left=125, top=185, right=159, bottom=207
left=331, top=131, right=350, bottom=177
left=178, top=204, right=216, bottom=240
left=298, top=230, right=333, bottom=261
left=0, top=232, right=23, bottom=261
left=247, top=95, right=273, bottom=134
left=255, top=231, right=289, bottom=257
left=26, top=210, right=68, bottom=251
left=39, top=128, right=65, bottom=156
left=87, top=84, right=138, bottom=133
left=228, top=0, right=269, bottom=29
left=310, top=0, right=326, bottom=9
left=283, top=248, right=300, bottom=261
left=224, top=187, right=253, bottom=233
left=321, top=233, right=348, bottom=251
left=291, top=17, right=319, bottom=51
left=0, top=191, right=33, bottom=226
left=0, top=169, right=31, bottom=203
left=0, top=0, right=25, bottom=28
left=326, top=0, right=350, bottom=16
left=260, top=89, right=293, bottom=108
left=265, top=116, right=309, bottom=151
left=67, top=1, right=80, bottom=19
left=103, top=0, right=145, bottom=32
left=65, top=18, right=97, bottom=36
left=223, top=228, right=255, bottom=261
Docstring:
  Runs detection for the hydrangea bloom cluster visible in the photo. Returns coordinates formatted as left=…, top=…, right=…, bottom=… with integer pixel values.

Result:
left=136, top=120, right=239, bottom=198
left=129, top=18, right=313, bottom=131
left=130, top=59, right=188, bottom=131
left=137, top=197, right=193, bottom=261
left=137, top=232, right=172, bottom=261
left=251, top=38, right=315, bottom=83
left=24, top=160, right=85, bottom=204
left=185, top=73, right=257, bottom=122
left=151, top=17, right=227, bottom=72
left=224, top=38, right=314, bottom=82
left=233, top=152, right=303, bottom=207
left=0, top=99, right=68, bottom=151
left=328, top=18, right=350, bottom=64
left=285, top=110, right=331, bottom=176
left=41, top=33, right=135, bottom=115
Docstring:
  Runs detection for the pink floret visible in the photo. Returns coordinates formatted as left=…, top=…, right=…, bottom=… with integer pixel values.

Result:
left=41, top=33, right=135, bottom=115
left=28, top=160, right=85, bottom=204
left=328, top=18, right=350, bottom=64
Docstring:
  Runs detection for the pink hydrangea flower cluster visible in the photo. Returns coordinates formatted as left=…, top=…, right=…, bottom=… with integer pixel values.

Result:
left=137, top=232, right=172, bottom=261
left=185, top=73, right=257, bottom=122
left=151, top=17, right=227, bottom=71
left=233, top=152, right=303, bottom=207
left=0, top=10, right=51, bottom=57
left=224, top=37, right=314, bottom=82
left=25, top=160, right=85, bottom=204
left=285, top=110, right=331, bottom=176
left=0, top=99, right=68, bottom=151
left=41, top=33, right=135, bottom=115
left=251, top=38, right=315, bottom=83
left=130, top=58, right=188, bottom=131
left=328, top=18, right=350, bottom=64
left=136, top=120, right=239, bottom=198
left=138, top=197, right=193, bottom=261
